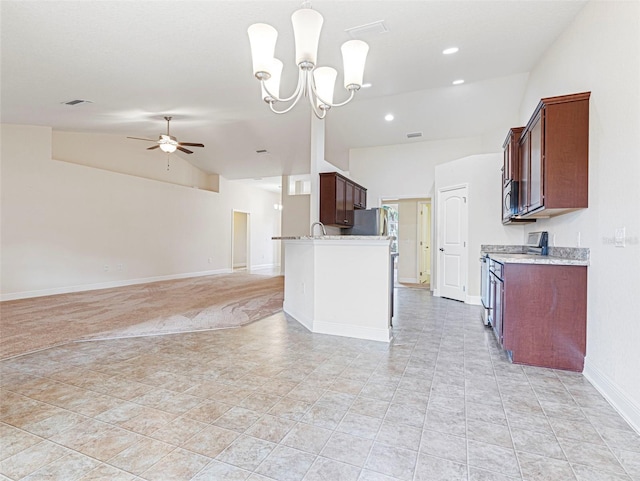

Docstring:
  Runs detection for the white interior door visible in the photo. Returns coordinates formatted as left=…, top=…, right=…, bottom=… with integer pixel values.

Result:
left=436, top=185, right=468, bottom=301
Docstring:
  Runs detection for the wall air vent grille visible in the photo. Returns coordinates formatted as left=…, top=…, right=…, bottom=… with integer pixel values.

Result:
left=61, top=99, right=93, bottom=106
left=407, top=132, right=423, bottom=139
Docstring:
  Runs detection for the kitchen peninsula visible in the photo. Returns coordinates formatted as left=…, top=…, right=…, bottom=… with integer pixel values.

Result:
left=273, top=235, right=394, bottom=342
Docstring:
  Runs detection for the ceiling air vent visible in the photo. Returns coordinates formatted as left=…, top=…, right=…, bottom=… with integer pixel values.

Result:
left=61, top=99, right=93, bottom=106
left=407, top=132, right=423, bottom=139
left=345, top=20, right=389, bottom=39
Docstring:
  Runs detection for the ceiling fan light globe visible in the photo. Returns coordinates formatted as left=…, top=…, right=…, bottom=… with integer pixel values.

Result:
left=160, top=143, right=177, bottom=153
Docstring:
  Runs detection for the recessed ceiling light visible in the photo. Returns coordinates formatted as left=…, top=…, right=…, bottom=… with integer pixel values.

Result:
left=442, top=47, right=459, bottom=55
left=361, top=83, right=372, bottom=88
left=385, top=114, right=394, bottom=121
left=452, top=79, right=465, bottom=85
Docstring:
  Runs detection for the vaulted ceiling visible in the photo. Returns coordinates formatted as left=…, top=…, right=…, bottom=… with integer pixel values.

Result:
left=1, top=1, right=586, bottom=180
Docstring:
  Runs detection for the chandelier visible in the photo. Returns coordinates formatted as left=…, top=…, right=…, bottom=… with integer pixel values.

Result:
left=247, top=4, right=369, bottom=119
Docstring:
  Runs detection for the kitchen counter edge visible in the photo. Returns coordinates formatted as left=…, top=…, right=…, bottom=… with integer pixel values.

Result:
left=272, top=235, right=394, bottom=241
left=486, top=253, right=589, bottom=266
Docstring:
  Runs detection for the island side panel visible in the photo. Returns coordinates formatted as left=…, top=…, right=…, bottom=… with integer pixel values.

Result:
left=282, top=241, right=315, bottom=331
left=313, top=241, right=391, bottom=342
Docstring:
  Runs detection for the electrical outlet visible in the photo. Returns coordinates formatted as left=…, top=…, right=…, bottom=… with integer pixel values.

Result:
left=615, top=227, right=626, bottom=247
left=116, top=264, right=124, bottom=271
left=103, top=265, right=109, bottom=272
left=208, top=257, right=213, bottom=264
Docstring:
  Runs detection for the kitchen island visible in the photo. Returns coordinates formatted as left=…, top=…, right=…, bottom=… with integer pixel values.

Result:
left=273, top=235, right=393, bottom=342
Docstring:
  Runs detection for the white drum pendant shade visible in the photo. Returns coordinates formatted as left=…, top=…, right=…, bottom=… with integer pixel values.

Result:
left=248, top=23, right=278, bottom=77
left=341, top=39, right=369, bottom=89
left=262, top=58, right=283, bottom=101
left=291, top=8, right=323, bottom=66
left=313, top=66, right=337, bottom=106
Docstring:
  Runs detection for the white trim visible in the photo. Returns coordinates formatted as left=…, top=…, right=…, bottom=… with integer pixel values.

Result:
left=398, top=277, right=418, bottom=284
left=284, top=238, right=391, bottom=247
left=0, top=269, right=232, bottom=301
left=583, top=359, right=640, bottom=434
left=313, top=320, right=391, bottom=343
left=283, top=303, right=313, bottom=332
left=466, top=295, right=482, bottom=306
left=250, top=263, right=279, bottom=271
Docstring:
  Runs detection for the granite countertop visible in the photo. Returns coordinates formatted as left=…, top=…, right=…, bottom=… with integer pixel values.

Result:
left=481, top=244, right=589, bottom=266
left=272, top=235, right=394, bottom=241
left=487, top=253, right=589, bottom=266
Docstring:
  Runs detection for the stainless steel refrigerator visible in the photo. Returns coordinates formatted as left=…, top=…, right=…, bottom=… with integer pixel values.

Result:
left=348, top=208, right=389, bottom=236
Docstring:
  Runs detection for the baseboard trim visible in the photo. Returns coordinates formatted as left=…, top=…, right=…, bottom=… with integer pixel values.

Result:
left=283, top=303, right=390, bottom=343
left=1, top=269, right=233, bottom=301
left=313, top=320, right=391, bottom=343
left=282, top=302, right=313, bottom=332
left=466, top=295, right=482, bottom=306
left=583, top=359, right=640, bottom=434
left=398, top=277, right=418, bottom=284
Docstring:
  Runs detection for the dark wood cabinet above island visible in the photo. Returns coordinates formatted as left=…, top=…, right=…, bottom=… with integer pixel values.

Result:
left=319, top=172, right=367, bottom=228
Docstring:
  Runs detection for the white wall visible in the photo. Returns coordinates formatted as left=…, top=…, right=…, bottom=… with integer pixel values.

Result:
left=349, top=135, right=490, bottom=205
left=0, top=124, right=281, bottom=300
left=517, top=1, right=640, bottom=429
left=435, top=154, right=525, bottom=300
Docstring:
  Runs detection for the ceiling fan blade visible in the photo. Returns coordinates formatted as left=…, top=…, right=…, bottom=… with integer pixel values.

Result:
left=178, top=142, right=205, bottom=148
left=147, top=145, right=160, bottom=150
left=177, top=146, right=194, bottom=154
left=127, top=136, right=156, bottom=142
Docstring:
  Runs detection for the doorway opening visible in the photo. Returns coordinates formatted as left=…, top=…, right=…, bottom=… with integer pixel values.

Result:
left=418, top=201, right=432, bottom=287
left=232, top=210, right=250, bottom=271
left=381, top=198, right=431, bottom=288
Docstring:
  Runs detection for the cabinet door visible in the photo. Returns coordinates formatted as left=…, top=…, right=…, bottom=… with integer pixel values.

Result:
left=336, top=175, right=347, bottom=225
left=518, top=133, right=530, bottom=214
left=529, top=112, right=544, bottom=212
left=359, top=188, right=367, bottom=209
left=344, top=181, right=355, bottom=225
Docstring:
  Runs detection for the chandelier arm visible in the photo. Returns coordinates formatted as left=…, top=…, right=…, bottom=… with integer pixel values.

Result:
left=261, top=68, right=305, bottom=103
left=311, top=84, right=357, bottom=108
left=306, top=73, right=327, bottom=119
left=268, top=85, right=306, bottom=115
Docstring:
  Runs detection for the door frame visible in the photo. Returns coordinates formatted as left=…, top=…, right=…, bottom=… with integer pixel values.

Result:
left=417, top=200, right=432, bottom=285
left=231, top=210, right=250, bottom=271
left=435, top=184, right=469, bottom=301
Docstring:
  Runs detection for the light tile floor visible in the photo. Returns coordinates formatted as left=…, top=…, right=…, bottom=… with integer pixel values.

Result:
left=1, top=287, right=639, bottom=481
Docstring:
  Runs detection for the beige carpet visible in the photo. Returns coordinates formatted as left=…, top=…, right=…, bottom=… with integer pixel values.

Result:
left=0, top=272, right=284, bottom=359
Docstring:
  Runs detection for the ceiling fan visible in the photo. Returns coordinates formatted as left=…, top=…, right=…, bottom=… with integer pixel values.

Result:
left=127, top=116, right=204, bottom=154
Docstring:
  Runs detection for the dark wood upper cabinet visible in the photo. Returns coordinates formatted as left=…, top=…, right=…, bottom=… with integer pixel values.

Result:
left=319, top=172, right=367, bottom=228
left=502, top=127, right=524, bottom=185
left=515, top=91, right=590, bottom=219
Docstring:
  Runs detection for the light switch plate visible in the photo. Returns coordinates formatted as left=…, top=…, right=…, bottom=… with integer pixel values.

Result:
left=614, top=227, right=626, bottom=247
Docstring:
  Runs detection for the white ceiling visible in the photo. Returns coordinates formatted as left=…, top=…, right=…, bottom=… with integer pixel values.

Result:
left=1, top=0, right=587, bottom=180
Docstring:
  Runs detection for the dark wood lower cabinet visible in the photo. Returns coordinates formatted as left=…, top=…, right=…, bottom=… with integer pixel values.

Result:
left=502, top=263, right=587, bottom=371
